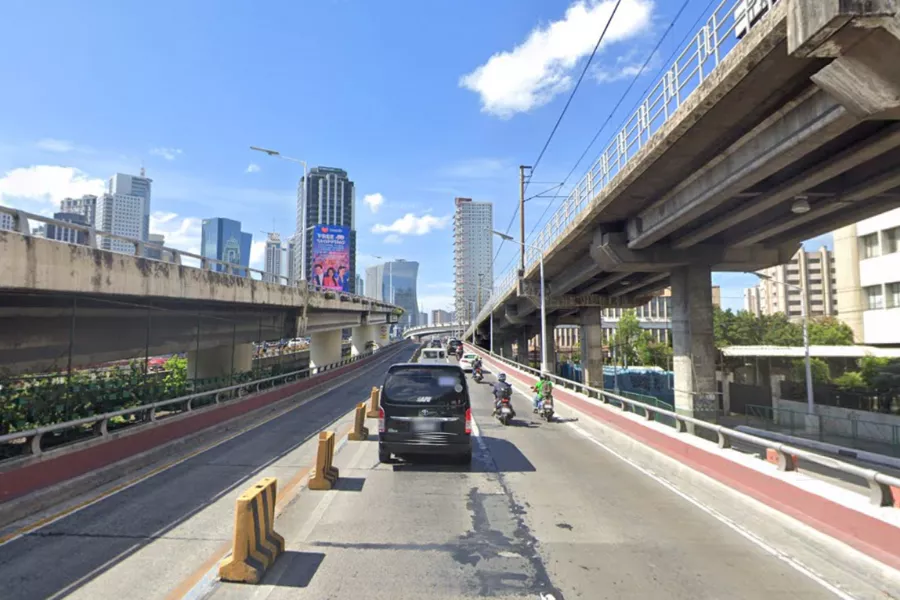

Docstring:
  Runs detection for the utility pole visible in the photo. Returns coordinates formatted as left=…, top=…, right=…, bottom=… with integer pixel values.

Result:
left=477, top=273, right=483, bottom=316
left=519, top=166, right=530, bottom=276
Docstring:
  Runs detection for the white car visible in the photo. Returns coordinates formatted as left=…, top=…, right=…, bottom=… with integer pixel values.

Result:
left=459, top=353, right=478, bottom=372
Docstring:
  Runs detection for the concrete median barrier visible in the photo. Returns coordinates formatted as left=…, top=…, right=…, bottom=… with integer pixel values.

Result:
left=308, top=431, right=340, bottom=490
left=348, top=402, right=370, bottom=442
left=218, top=477, right=285, bottom=584
left=366, top=386, right=380, bottom=418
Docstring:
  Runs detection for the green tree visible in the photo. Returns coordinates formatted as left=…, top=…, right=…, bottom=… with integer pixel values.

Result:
left=636, top=338, right=672, bottom=369
left=808, top=317, right=854, bottom=345
left=791, top=357, right=831, bottom=383
left=611, top=309, right=643, bottom=366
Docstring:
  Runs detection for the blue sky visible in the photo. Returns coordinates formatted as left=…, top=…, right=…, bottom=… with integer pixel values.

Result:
left=0, top=0, right=831, bottom=314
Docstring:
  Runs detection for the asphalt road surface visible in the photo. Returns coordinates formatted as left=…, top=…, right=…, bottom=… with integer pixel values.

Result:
left=0, top=343, right=417, bottom=600
left=209, top=365, right=866, bottom=600
left=2, top=347, right=893, bottom=600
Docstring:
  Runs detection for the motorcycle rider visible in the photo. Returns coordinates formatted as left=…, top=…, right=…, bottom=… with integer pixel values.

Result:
left=492, top=373, right=515, bottom=418
left=472, top=356, right=483, bottom=377
left=533, top=374, right=553, bottom=412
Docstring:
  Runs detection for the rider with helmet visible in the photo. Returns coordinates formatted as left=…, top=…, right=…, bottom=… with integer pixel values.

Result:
left=492, top=373, right=515, bottom=417
left=533, top=373, right=553, bottom=412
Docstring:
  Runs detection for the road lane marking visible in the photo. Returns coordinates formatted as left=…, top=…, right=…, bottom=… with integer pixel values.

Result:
left=567, top=422, right=858, bottom=600
left=175, top=414, right=359, bottom=600
left=0, top=346, right=410, bottom=548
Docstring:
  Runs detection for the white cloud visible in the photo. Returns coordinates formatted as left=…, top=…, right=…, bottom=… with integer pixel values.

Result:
left=150, top=147, right=184, bottom=161
left=250, top=240, right=266, bottom=269
left=149, top=211, right=202, bottom=266
left=383, top=234, right=402, bottom=244
left=363, top=192, right=385, bottom=213
left=0, top=165, right=105, bottom=211
left=459, top=0, right=654, bottom=118
left=246, top=163, right=261, bottom=174
left=372, top=213, right=450, bottom=236
left=440, top=158, right=508, bottom=179
left=592, top=49, right=660, bottom=83
left=35, top=139, right=75, bottom=153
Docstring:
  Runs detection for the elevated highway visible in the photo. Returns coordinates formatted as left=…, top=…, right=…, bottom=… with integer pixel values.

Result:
left=469, top=0, right=900, bottom=419
left=0, top=210, right=399, bottom=376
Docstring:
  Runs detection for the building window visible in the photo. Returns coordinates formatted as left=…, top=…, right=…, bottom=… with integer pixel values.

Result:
left=888, top=282, right=900, bottom=309
left=861, top=233, right=880, bottom=258
left=885, top=227, right=900, bottom=254
left=865, top=285, right=884, bottom=310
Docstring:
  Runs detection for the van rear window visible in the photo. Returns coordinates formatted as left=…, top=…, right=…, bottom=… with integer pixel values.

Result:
left=423, top=350, right=444, bottom=359
left=383, top=367, right=466, bottom=405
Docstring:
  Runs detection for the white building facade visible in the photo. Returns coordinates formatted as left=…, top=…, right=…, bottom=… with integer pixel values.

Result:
left=834, top=207, right=900, bottom=345
left=453, top=197, right=493, bottom=323
left=97, top=172, right=152, bottom=255
left=743, top=246, right=837, bottom=322
left=264, top=232, right=283, bottom=284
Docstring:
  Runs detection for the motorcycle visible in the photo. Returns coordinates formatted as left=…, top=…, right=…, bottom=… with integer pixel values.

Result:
left=539, top=391, right=554, bottom=422
left=496, top=397, right=514, bottom=426
left=472, top=366, right=484, bottom=383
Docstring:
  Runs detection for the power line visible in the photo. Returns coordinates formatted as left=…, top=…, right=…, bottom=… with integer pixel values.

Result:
left=527, top=0, right=625, bottom=191
left=524, top=0, right=696, bottom=245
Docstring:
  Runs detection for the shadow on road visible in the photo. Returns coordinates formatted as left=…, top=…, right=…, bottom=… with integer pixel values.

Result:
left=262, top=551, right=325, bottom=588
left=2, top=345, right=417, bottom=600
left=390, top=436, right=536, bottom=474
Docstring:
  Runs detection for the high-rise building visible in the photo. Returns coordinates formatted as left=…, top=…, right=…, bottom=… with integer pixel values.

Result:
left=97, top=172, right=152, bottom=254
left=46, top=212, right=89, bottom=245
left=264, top=232, right=283, bottom=284
left=146, top=233, right=165, bottom=260
left=419, top=312, right=428, bottom=327
left=60, top=195, right=97, bottom=228
left=833, top=208, right=900, bottom=345
left=0, top=212, right=13, bottom=231
left=432, top=309, right=451, bottom=325
left=743, top=247, right=836, bottom=322
left=296, top=167, right=356, bottom=287
left=365, top=264, right=385, bottom=300
left=453, top=197, right=493, bottom=324
left=366, top=260, right=419, bottom=327
left=355, top=274, right=364, bottom=296
left=201, top=218, right=253, bottom=275
left=285, top=236, right=297, bottom=285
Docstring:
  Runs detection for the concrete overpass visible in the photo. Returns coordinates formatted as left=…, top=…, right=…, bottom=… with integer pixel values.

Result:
left=468, top=0, right=900, bottom=421
left=402, top=322, right=466, bottom=340
left=0, top=212, right=400, bottom=377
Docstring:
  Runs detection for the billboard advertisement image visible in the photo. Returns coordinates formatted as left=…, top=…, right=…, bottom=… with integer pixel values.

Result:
left=310, top=224, right=351, bottom=292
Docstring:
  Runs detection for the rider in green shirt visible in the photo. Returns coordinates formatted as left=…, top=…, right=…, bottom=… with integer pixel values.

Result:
left=532, top=375, right=552, bottom=411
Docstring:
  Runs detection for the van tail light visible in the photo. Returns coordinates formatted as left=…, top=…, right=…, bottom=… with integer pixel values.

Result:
left=378, top=407, right=385, bottom=433
left=465, top=408, right=472, bottom=434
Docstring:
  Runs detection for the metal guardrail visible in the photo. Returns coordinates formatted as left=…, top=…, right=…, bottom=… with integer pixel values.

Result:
left=0, top=204, right=395, bottom=309
left=468, top=0, right=780, bottom=338
left=0, top=342, right=407, bottom=459
left=470, top=344, right=900, bottom=508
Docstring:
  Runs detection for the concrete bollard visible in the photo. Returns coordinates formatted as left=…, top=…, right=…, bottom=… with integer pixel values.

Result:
left=308, top=431, right=340, bottom=490
left=366, top=386, right=380, bottom=418
left=218, top=477, right=285, bottom=584
left=349, top=402, right=370, bottom=441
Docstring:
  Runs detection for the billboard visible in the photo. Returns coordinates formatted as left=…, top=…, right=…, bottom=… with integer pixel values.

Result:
left=310, top=224, right=351, bottom=292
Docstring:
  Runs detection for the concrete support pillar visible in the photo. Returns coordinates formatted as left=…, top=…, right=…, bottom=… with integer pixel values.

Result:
left=188, top=343, right=253, bottom=380
left=545, top=315, right=558, bottom=375
left=499, top=338, right=513, bottom=359
left=350, top=324, right=376, bottom=356
left=579, top=308, right=604, bottom=389
left=671, top=265, right=718, bottom=424
left=310, top=329, right=343, bottom=370
left=516, top=328, right=529, bottom=364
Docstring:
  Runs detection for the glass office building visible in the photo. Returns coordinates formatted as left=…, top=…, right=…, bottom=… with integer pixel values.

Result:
left=201, top=218, right=253, bottom=276
left=367, top=260, right=419, bottom=328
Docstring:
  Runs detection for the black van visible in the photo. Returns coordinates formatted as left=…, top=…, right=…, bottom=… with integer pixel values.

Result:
left=378, top=363, right=472, bottom=464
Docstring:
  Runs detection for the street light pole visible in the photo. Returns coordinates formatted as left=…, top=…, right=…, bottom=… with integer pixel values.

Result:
left=494, top=230, right=548, bottom=375
left=754, top=272, right=814, bottom=415
left=250, top=146, right=309, bottom=283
